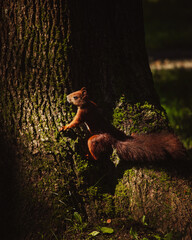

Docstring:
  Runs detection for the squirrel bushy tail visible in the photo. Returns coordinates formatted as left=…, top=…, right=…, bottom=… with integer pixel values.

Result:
left=115, top=132, right=187, bottom=162
left=88, top=132, right=187, bottom=162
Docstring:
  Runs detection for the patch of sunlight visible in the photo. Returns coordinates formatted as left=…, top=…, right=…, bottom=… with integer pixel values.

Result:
left=150, top=59, right=192, bottom=70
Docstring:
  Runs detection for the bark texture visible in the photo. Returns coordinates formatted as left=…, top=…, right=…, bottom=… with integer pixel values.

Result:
left=0, top=0, right=191, bottom=239
left=0, top=0, right=71, bottom=148
left=115, top=167, right=192, bottom=239
left=0, top=0, right=80, bottom=238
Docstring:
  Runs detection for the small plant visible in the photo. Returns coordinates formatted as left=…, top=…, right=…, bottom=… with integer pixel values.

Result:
left=153, top=231, right=172, bottom=240
left=164, top=232, right=173, bottom=240
left=141, top=215, right=148, bottom=226
left=65, top=211, right=87, bottom=233
left=72, top=211, right=87, bottom=233
left=89, top=226, right=114, bottom=237
left=129, top=227, right=139, bottom=240
left=153, top=235, right=161, bottom=240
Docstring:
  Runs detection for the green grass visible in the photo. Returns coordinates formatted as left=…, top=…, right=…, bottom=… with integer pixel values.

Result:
left=153, top=69, right=192, bottom=149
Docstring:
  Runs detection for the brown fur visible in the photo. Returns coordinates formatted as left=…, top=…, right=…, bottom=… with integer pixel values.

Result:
left=60, top=88, right=186, bottom=162
left=115, top=132, right=186, bottom=162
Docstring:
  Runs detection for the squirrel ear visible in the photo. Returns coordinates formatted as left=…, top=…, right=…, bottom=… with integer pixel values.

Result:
left=81, top=87, right=87, bottom=91
left=81, top=87, right=87, bottom=98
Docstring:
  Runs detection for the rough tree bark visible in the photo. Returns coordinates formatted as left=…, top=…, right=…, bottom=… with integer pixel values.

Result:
left=0, top=0, right=191, bottom=239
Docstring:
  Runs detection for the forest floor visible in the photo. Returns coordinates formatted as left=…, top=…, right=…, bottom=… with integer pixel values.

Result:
left=63, top=217, right=169, bottom=240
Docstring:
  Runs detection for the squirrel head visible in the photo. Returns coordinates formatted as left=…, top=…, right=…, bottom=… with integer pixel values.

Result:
left=67, top=87, right=88, bottom=106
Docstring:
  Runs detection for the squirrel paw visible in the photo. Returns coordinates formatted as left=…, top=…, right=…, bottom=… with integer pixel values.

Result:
left=59, top=125, right=68, bottom=132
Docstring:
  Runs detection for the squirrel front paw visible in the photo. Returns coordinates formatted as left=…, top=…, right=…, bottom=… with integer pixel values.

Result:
left=59, top=125, right=68, bottom=132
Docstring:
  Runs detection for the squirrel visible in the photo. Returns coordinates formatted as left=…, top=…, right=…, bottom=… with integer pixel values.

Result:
left=59, top=87, right=187, bottom=162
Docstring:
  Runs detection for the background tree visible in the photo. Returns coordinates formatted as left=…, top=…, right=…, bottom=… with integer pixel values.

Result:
left=0, top=0, right=191, bottom=239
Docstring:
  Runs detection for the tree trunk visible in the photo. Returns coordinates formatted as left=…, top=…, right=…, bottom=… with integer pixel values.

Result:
left=0, top=0, right=191, bottom=239
left=69, top=1, right=160, bottom=106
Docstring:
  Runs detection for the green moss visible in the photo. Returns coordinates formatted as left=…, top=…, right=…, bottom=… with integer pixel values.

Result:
left=74, top=156, right=89, bottom=174
left=113, top=96, right=169, bottom=135
left=112, top=95, right=127, bottom=130
left=87, top=186, right=99, bottom=199
left=101, top=193, right=114, bottom=217
left=159, top=171, right=171, bottom=183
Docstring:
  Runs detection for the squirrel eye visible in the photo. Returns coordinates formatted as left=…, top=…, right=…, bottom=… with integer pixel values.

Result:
left=73, top=96, right=78, bottom=100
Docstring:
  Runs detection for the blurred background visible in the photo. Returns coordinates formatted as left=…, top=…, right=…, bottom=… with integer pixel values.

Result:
left=143, top=0, right=192, bottom=150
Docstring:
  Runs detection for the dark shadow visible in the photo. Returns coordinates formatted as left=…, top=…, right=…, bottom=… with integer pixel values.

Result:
left=87, top=153, right=192, bottom=197
left=0, top=135, right=19, bottom=240
left=0, top=132, right=60, bottom=240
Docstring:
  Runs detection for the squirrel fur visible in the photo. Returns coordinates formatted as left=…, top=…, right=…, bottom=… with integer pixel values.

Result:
left=60, top=87, right=186, bottom=162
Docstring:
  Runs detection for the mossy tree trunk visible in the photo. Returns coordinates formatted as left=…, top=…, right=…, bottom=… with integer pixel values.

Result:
left=0, top=0, right=191, bottom=239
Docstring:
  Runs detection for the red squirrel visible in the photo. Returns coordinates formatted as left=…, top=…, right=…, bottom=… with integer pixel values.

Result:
left=59, top=87, right=186, bottom=162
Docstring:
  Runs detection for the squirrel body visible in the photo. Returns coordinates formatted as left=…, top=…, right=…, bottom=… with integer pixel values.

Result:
left=60, top=88, right=186, bottom=162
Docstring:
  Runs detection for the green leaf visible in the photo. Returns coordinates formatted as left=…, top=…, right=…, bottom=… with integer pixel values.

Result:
left=73, top=211, right=82, bottom=224
left=129, top=227, right=138, bottom=240
left=153, top=235, right=161, bottom=240
left=141, top=215, right=148, bottom=226
left=100, top=227, right=114, bottom=234
left=164, top=232, right=173, bottom=240
left=89, top=231, right=100, bottom=236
